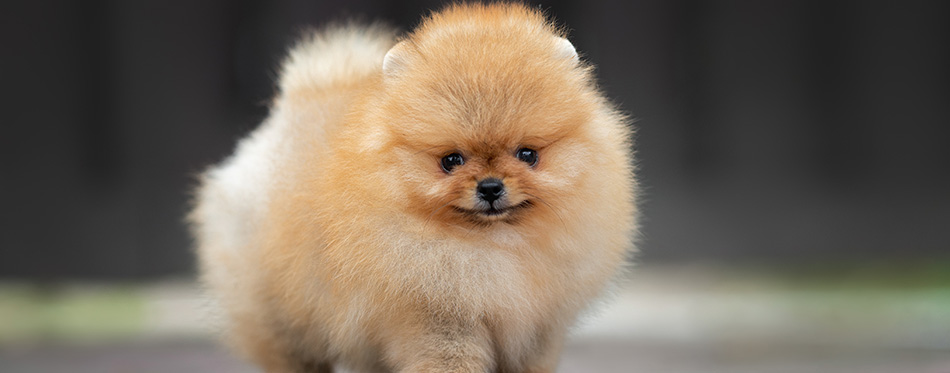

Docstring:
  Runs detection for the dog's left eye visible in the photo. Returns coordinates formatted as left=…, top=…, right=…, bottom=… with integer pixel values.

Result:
left=516, top=148, right=538, bottom=166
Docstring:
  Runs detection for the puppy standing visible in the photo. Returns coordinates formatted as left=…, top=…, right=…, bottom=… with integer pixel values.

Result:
left=191, top=3, right=637, bottom=372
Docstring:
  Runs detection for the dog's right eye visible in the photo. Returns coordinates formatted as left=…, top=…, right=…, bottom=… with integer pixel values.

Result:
left=440, top=153, right=465, bottom=173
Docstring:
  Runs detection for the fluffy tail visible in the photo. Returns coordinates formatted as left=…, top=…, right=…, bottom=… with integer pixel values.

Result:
left=278, top=23, right=397, bottom=95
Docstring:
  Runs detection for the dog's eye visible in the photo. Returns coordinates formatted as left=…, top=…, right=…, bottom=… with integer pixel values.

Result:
left=516, top=148, right=538, bottom=167
left=440, top=153, right=465, bottom=173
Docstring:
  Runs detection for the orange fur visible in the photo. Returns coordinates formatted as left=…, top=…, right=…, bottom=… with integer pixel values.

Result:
left=190, top=3, right=637, bottom=373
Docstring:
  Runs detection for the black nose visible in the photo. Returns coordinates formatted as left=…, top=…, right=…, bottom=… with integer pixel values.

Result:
left=476, top=178, right=505, bottom=203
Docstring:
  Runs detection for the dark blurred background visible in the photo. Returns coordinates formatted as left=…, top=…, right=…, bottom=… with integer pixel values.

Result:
left=1, top=0, right=948, bottom=280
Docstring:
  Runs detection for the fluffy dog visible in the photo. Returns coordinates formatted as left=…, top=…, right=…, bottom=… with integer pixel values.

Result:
left=190, top=3, right=637, bottom=372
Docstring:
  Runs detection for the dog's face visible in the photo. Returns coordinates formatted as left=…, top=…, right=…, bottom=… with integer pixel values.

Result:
left=361, top=10, right=611, bottom=231
left=374, top=58, right=600, bottom=230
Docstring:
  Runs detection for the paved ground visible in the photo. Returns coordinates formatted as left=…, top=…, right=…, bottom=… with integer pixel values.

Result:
left=2, top=337, right=949, bottom=373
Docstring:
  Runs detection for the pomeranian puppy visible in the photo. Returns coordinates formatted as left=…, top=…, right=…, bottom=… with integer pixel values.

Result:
left=190, top=3, right=636, bottom=372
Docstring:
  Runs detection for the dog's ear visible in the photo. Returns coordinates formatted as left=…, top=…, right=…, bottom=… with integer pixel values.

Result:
left=383, top=41, right=408, bottom=78
left=554, top=37, right=578, bottom=64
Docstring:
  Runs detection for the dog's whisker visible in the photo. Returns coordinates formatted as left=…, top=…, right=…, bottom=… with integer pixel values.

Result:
left=524, top=192, right=567, bottom=228
left=423, top=200, right=453, bottom=233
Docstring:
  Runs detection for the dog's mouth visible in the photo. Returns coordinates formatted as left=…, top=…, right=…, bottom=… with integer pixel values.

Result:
left=452, top=200, right=533, bottom=220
